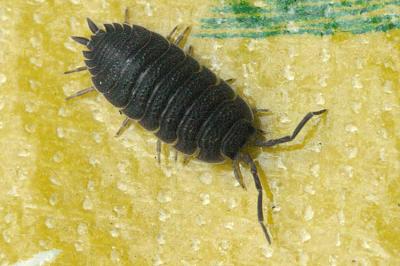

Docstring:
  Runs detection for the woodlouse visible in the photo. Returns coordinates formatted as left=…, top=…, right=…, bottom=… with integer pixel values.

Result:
left=65, top=10, right=327, bottom=244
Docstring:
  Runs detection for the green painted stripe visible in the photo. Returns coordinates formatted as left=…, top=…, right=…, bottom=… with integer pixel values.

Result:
left=195, top=14, right=400, bottom=38
left=201, top=1, right=400, bottom=30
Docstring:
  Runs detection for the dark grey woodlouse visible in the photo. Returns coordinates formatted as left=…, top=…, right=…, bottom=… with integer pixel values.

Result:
left=65, top=11, right=327, bottom=244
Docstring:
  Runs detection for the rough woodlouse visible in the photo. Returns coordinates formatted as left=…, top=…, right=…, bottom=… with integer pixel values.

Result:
left=65, top=10, right=327, bottom=244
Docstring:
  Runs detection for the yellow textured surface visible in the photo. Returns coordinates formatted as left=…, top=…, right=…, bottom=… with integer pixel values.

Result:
left=0, top=0, right=399, bottom=265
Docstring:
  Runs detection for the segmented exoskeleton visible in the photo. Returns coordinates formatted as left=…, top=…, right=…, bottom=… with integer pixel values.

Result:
left=65, top=10, right=327, bottom=244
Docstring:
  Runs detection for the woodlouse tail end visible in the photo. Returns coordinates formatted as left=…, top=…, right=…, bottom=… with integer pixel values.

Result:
left=86, top=18, right=99, bottom=34
left=71, top=36, right=90, bottom=46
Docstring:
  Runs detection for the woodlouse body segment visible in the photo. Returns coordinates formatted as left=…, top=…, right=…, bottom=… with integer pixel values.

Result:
left=66, top=15, right=328, bottom=245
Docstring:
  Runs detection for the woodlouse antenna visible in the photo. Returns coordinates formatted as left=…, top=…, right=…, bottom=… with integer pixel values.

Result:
left=87, top=18, right=99, bottom=34
left=64, top=66, right=87, bottom=75
left=239, top=153, right=272, bottom=244
left=255, top=109, right=327, bottom=147
left=156, top=140, right=162, bottom=164
left=71, top=36, right=90, bottom=46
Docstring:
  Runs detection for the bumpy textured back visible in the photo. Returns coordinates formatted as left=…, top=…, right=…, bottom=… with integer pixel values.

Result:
left=86, top=23, right=255, bottom=162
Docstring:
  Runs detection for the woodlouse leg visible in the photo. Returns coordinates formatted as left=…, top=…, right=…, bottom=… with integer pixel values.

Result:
left=124, top=8, right=130, bottom=24
left=232, top=159, right=246, bottom=190
left=115, top=117, right=132, bottom=137
left=156, top=140, right=162, bottom=164
left=225, top=78, right=236, bottom=85
left=65, top=86, right=96, bottom=101
left=182, top=155, right=191, bottom=165
left=186, top=45, right=194, bottom=56
left=255, top=109, right=327, bottom=147
left=174, top=26, right=192, bottom=48
left=239, top=153, right=272, bottom=244
left=174, top=150, right=178, bottom=162
left=167, top=25, right=179, bottom=42
left=64, top=66, right=87, bottom=75
left=253, top=108, right=270, bottom=114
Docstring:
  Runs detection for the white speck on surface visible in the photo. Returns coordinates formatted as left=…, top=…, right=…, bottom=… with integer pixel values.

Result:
left=0, top=73, right=6, bottom=85
left=33, top=13, right=43, bottom=24
left=159, top=209, right=170, bottom=222
left=379, top=148, right=386, bottom=161
left=198, top=172, right=213, bottom=185
left=304, top=185, right=315, bottom=195
left=318, top=75, right=328, bottom=87
left=336, top=233, right=341, bottom=246
left=343, top=165, right=353, bottom=178
left=315, top=92, right=326, bottom=105
left=195, top=215, right=206, bottom=226
left=157, top=191, right=172, bottom=203
left=284, top=65, right=295, bottom=81
left=329, top=255, right=337, bottom=266
left=3, top=230, right=11, bottom=243
left=110, top=228, right=119, bottom=238
left=227, top=198, right=238, bottom=210
left=48, top=194, right=57, bottom=206
left=351, top=102, right=362, bottom=114
left=277, top=157, right=287, bottom=170
left=262, top=245, right=273, bottom=258
left=4, top=213, right=14, bottom=224
left=30, top=57, right=42, bottom=67
left=82, top=197, right=93, bottom=210
left=117, top=181, right=128, bottom=192
left=87, top=180, right=95, bottom=191
left=279, top=114, right=291, bottom=124
left=192, top=239, right=200, bottom=251
left=56, top=127, right=65, bottom=138
left=157, top=234, right=165, bottom=245
left=345, top=124, right=358, bottom=133
left=145, top=3, right=153, bottom=16
left=77, top=223, right=87, bottom=235
left=310, top=164, right=320, bottom=178
left=338, top=210, right=345, bottom=225
left=92, top=132, right=101, bottom=143
left=58, top=107, right=68, bottom=117
left=224, top=222, right=234, bottom=230
left=25, top=124, right=37, bottom=133
left=70, top=0, right=80, bottom=4
left=12, top=249, right=62, bottom=266
left=153, top=254, right=163, bottom=266
left=25, top=101, right=37, bottom=113
left=299, top=252, right=309, bottom=266
left=200, top=193, right=210, bottom=205
left=45, top=218, right=55, bottom=229
left=287, top=21, right=299, bottom=33
left=383, top=80, right=393, bottom=94
left=300, top=229, right=311, bottom=242
left=321, top=48, right=331, bottom=62
left=52, top=152, right=63, bottom=163
left=346, top=146, right=358, bottom=159
left=110, top=247, right=120, bottom=263
left=352, top=75, right=363, bottom=89
left=304, top=206, right=314, bottom=221
left=74, top=241, right=84, bottom=252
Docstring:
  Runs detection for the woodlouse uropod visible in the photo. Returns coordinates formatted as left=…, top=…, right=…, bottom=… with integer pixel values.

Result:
left=65, top=10, right=327, bottom=244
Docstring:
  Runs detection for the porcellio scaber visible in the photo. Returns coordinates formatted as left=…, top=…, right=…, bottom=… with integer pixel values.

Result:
left=65, top=12, right=327, bottom=244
